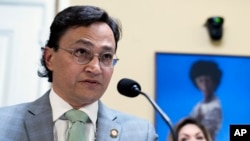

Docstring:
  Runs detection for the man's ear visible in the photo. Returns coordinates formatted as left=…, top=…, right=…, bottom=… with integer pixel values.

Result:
left=44, top=47, right=54, bottom=71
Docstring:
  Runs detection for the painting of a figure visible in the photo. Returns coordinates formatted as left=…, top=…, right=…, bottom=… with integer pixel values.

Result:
left=155, top=52, right=250, bottom=141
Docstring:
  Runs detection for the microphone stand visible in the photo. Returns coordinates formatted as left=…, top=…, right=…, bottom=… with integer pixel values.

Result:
left=135, top=88, right=177, bottom=141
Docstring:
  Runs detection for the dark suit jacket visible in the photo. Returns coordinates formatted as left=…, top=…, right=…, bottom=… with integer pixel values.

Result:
left=0, top=91, right=158, bottom=141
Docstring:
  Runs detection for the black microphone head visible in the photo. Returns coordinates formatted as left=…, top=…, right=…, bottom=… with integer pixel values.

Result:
left=117, top=78, right=141, bottom=97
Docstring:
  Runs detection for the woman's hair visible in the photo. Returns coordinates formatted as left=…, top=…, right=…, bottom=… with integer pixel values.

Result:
left=38, top=5, right=122, bottom=82
left=167, top=117, right=212, bottom=141
left=189, top=60, right=222, bottom=90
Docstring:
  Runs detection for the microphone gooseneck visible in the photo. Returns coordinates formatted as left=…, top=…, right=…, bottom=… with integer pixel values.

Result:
left=117, top=78, right=177, bottom=141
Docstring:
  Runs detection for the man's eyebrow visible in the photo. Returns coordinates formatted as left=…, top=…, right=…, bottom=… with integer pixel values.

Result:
left=74, top=39, right=115, bottom=52
left=74, top=39, right=93, bottom=47
left=102, top=46, right=115, bottom=52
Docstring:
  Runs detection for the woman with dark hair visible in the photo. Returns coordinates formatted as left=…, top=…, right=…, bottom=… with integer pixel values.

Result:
left=167, top=117, right=212, bottom=141
left=189, top=60, right=222, bottom=141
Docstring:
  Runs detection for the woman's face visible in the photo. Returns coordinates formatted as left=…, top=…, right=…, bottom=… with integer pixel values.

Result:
left=195, top=75, right=215, bottom=96
left=178, top=123, right=207, bottom=141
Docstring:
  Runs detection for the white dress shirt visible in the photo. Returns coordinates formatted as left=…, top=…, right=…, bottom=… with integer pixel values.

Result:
left=49, top=88, right=98, bottom=141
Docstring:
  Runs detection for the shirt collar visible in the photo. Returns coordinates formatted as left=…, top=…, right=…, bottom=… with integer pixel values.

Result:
left=49, top=88, right=98, bottom=125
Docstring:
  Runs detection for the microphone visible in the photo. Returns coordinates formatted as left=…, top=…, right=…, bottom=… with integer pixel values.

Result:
left=117, top=78, right=141, bottom=97
left=117, top=78, right=177, bottom=141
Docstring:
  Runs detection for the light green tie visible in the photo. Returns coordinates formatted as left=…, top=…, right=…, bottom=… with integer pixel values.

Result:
left=65, top=109, right=89, bottom=141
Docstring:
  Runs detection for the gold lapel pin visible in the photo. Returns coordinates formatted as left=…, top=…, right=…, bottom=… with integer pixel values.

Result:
left=110, top=129, right=118, bottom=138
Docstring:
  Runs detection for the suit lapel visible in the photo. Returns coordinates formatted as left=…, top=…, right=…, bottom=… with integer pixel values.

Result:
left=24, top=91, right=54, bottom=141
left=96, top=102, right=121, bottom=141
left=23, top=93, right=122, bottom=141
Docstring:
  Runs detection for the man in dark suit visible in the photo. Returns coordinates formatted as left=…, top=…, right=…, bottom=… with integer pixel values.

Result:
left=0, top=5, right=158, bottom=141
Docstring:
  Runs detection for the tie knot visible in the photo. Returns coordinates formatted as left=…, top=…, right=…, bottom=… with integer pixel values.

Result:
left=65, top=109, right=88, bottom=123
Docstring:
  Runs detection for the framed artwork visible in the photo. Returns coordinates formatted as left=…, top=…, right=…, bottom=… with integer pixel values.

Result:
left=155, top=52, right=250, bottom=141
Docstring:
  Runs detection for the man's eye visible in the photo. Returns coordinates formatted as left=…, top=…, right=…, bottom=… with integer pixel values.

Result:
left=74, top=48, right=89, bottom=56
left=102, top=53, right=113, bottom=60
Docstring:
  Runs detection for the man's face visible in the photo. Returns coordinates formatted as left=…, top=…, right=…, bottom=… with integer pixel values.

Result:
left=45, top=22, right=116, bottom=108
